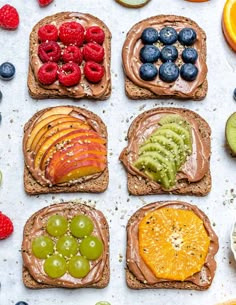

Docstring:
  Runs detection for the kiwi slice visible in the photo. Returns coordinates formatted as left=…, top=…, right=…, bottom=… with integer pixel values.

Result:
left=145, top=170, right=170, bottom=190
left=159, top=114, right=188, bottom=126
left=226, top=112, right=236, bottom=155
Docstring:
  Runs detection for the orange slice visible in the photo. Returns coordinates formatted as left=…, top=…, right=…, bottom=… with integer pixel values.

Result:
left=222, top=0, right=236, bottom=51
left=138, top=207, right=210, bottom=281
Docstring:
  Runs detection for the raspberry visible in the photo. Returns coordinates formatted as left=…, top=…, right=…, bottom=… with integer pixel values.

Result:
left=62, top=46, right=83, bottom=64
left=59, top=22, right=84, bottom=46
left=58, top=62, right=81, bottom=87
left=0, top=212, right=13, bottom=240
left=38, top=24, right=58, bottom=42
left=38, top=0, right=53, bottom=7
left=38, top=62, right=58, bottom=85
left=84, top=61, right=104, bottom=83
left=83, top=43, right=104, bottom=63
left=38, top=41, right=61, bottom=63
left=85, top=26, right=105, bottom=45
left=0, top=4, right=19, bottom=30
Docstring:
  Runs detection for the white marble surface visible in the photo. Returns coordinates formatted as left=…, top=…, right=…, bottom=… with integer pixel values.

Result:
left=0, top=0, right=236, bottom=304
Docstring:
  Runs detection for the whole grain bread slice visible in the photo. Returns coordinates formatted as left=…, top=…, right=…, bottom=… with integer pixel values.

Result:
left=28, top=12, right=111, bottom=100
left=23, top=106, right=109, bottom=195
left=120, top=107, right=211, bottom=196
left=122, top=15, right=207, bottom=100
left=22, top=202, right=110, bottom=289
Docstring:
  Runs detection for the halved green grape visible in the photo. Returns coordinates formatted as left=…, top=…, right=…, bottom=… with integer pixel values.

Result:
left=32, top=236, right=54, bottom=259
left=70, top=215, right=94, bottom=238
left=43, top=255, right=67, bottom=278
left=68, top=256, right=90, bottom=278
left=79, top=236, right=103, bottom=260
left=46, top=215, right=68, bottom=237
left=56, top=236, right=78, bottom=257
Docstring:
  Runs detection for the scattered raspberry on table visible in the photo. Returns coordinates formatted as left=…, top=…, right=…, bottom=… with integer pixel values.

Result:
left=38, top=0, right=54, bottom=7
left=0, top=4, right=19, bottom=30
left=0, top=212, right=14, bottom=239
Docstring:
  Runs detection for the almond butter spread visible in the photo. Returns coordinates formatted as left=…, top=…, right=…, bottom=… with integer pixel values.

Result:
left=127, top=201, right=218, bottom=287
left=119, top=108, right=210, bottom=191
left=22, top=202, right=109, bottom=288
left=122, top=15, right=207, bottom=97
left=30, top=12, right=111, bottom=99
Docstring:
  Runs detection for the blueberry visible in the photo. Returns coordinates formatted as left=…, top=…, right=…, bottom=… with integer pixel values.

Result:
left=180, top=63, right=198, bottom=81
left=141, top=27, right=159, bottom=44
left=159, top=27, right=178, bottom=45
left=160, top=45, right=178, bottom=63
left=139, top=63, right=158, bottom=81
left=15, top=302, right=28, bottom=305
left=159, top=62, right=179, bottom=83
left=233, top=88, right=236, bottom=101
left=182, top=48, right=198, bottom=64
left=178, top=28, right=197, bottom=46
left=140, top=45, right=160, bottom=63
left=0, top=62, right=15, bottom=80
left=0, top=90, right=2, bottom=101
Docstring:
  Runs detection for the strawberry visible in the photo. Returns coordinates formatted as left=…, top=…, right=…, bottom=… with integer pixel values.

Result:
left=0, top=4, right=19, bottom=30
left=0, top=212, right=13, bottom=240
left=38, top=0, right=54, bottom=7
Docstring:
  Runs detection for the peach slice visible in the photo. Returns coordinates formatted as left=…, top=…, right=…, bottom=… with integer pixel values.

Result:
left=37, top=106, right=74, bottom=123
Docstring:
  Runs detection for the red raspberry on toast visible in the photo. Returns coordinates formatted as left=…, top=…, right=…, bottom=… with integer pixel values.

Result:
left=59, top=22, right=85, bottom=46
left=58, top=62, right=81, bottom=87
left=38, top=41, right=61, bottom=63
left=62, top=46, right=83, bottom=64
left=38, top=62, right=58, bottom=85
left=84, top=61, right=104, bottom=83
left=83, top=43, right=104, bottom=63
left=38, top=24, right=58, bottom=42
left=0, top=212, right=13, bottom=239
left=0, top=4, right=19, bottom=30
left=85, top=26, right=105, bottom=45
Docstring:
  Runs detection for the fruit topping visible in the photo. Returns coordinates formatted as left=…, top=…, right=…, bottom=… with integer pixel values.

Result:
left=38, top=0, right=54, bottom=6
left=83, top=42, right=105, bottom=63
left=38, top=24, right=58, bottom=42
left=180, top=63, right=198, bottom=81
left=138, top=207, right=210, bottom=281
left=234, top=88, right=236, bottom=100
left=59, top=22, right=85, bottom=46
left=160, top=45, right=178, bottom=62
left=15, top=302, right=28, bottom=305
left=38, top=41, right=61, bottom=63
left=222, top=0, right=236, bottom=51
left=44, top=254, right=67, bottom=278
left=159, top=27, right=178, bottom=45
left=95, top=302, right=111, bottom=305
left=159, top=62, right=179, bottom=82
left=62, top=46, right=83, bottom=64
left=84, top=61, right=105, bottom=83
left=0, top=62, right=15, bottom=80
left=0, top=212, right=14, bottom=239
left=70, top=215, right=94, bottom=238
left=56, top=236, right=79, bottom=257
left=140, top=45, right=160, bottom=63
left=68, top=256, right=90, bottom=278
left=178, top=28, right=197, bottom=46
left=0, top=90, right=2, bottom=101
left=182, top=47, right=198, bottom=64
left=80, top=236, right=104, bottom=260
left=37, top=62, right=58, bottom=85
left=58, top=62, right=81, bottom=87
left=226, top=112, right=236, bottom=155
left=115, top=0, right=150, bottom=8
left=0, top=4, right=19, bottom=30
left=46, top=215, right=68, bottom=237
left=32, top=236, right=54, bottom=259
left=139, top=63, right=158, bottom=81
left=141, top=27, right=159, bottom=44
left=85, top=26, right=105, bottom=45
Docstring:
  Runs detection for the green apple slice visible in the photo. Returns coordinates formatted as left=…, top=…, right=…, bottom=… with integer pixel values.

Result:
left=226, top=112, right=236, bottom=155
left=115, top=0, right=150, bottom=8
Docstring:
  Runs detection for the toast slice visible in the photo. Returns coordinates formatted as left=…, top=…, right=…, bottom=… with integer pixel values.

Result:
left=23, top=106, right=108, bottom=195
left=122, top=15, right=207, bottom=100
left=22, top=202, right=110, bottom=289
left=120, top=107, right=211, bottom=196
left=126, top=201, right=219, bottom=290
left=28, top=12, right=111, bottom=100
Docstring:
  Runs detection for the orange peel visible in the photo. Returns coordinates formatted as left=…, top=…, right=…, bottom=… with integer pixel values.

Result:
left=222, top=0, right=236, bottom=51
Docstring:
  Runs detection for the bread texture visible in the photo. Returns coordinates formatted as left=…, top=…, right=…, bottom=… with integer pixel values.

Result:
left=120, top=107, right=211, bottom=196
left=23, top=106, right=109, bottom=195
left=122, top=15, right=207, bottom=100
left=126, top=201, right=219, bottom=290
left=28, top=12, right=111, bottom=100
left=22, top=202, right=110, bottom=289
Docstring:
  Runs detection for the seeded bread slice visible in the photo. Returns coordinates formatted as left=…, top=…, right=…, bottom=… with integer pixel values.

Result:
left=120, top=107, right=211, bottom=196
left=28, top=12, right=111, bottom=100
left=22, top=202, right=110, bottom=289
left=23, top=106, right=109, bottom=195
left=122, top=15, right=207, bottom=100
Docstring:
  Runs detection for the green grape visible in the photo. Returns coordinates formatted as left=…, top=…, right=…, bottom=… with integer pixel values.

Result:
left=79, top=236, right=103, bottom=260
left=46, top=215, right=68, bottom=237
left=43, top=255, right=67, bottom=278
left=68, top=256, right=90, bottom=278
left=32, top=236, right=54, bottom=259
left=56, top=235, right=78, bottom=257
left=70, top=215, right=94, bottom=238
left=95, top=302, right=111, bottom=305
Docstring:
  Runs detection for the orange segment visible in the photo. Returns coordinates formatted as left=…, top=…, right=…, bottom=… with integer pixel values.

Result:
left=138, top=208, right=210, bottom=281
left=222, top=0, right=236, bottom=51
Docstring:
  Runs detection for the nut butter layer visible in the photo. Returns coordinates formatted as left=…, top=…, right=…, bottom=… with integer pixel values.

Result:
left=28, top=12, right=111, bottom=100
left=122, top=15, right=207, bottom=100
left=126, top=201, right=219, bottom=290
left=119, top=107, right=211, bottom=196
left=22, top=202, right=110, bottom=289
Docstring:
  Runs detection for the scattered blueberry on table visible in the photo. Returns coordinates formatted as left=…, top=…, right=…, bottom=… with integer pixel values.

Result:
left=0, top=62, right=15, bottom=80
left=233, top=88, right=236, bottom=100
left=15, top=302, right=28, bottom=305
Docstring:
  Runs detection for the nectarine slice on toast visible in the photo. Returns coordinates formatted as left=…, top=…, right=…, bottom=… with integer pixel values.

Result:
left=36, top=106, right=74, bottom=123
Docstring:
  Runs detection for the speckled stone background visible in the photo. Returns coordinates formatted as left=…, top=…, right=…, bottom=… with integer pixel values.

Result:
left=0, top=0, right=236, bottom=304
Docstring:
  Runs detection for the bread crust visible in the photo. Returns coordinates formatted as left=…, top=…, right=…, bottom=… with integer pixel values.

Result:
left=122, top=15, right=207, bottom=100
left=28, top=12, right=112, bottom=100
